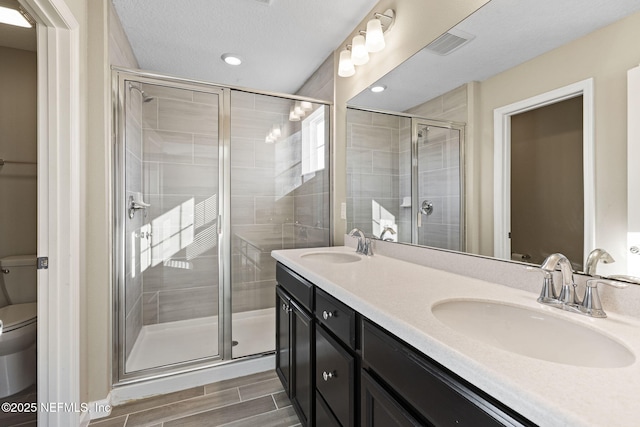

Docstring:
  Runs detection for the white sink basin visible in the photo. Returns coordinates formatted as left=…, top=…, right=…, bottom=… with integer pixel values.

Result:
left=300, top=251, right=362, bottom=264
left=432, top=299, right=635, bottom=368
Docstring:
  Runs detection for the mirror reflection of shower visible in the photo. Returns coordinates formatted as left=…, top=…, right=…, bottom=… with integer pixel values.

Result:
left=345, top=107, right=464, bottom=251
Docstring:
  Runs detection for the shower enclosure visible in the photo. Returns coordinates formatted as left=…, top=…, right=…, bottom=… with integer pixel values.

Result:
left=113, top=69, right=331, bottom=383
left=346, top=107, right=464, bottom=250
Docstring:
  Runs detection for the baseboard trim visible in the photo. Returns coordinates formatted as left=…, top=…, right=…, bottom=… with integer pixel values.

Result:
left=110, top=354, right=275, bottom=406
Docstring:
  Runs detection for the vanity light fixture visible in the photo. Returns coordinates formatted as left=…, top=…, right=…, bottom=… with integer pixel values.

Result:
left=338, top=9, right=395, bottom=78
left=288, top=100, right=315, bottom=122
left=370, top=85, right=386, bottom=93
left=338, top=47, right=356, bottom=77
left=221, top=53, right=242, bottom=66
left=0, top=5, right=34, bottom=28
left=351, top=33, right=369, bottom=66
left=365, top=16, right=385, bottom=52
left=265, top=124, right=281, bottom=144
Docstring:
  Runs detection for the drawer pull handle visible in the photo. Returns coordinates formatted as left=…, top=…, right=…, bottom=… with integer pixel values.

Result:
left=282, top=303, right=292, bottom=313
left=322, top=310, right=334, bottom=320
left=322, top=370, right=336, bottom=381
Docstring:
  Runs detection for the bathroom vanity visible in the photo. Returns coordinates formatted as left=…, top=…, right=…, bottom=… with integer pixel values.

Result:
left=272, top=245, right=640, bottom=426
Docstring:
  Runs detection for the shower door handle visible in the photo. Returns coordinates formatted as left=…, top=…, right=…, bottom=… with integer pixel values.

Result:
left=128, top=195, right=150, bottom=219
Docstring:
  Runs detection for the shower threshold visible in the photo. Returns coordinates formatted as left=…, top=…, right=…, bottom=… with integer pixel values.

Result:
left=126, top=308, right=275, bottom=372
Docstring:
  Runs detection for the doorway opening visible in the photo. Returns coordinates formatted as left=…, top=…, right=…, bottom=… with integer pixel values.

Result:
left=493, top=79, right=595, bottom=270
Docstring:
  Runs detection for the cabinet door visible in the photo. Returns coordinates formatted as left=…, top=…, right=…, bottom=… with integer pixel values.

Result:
left=291, top=299, right=313, bottom=426
left=361, top=370, right=424, bottom=427
left=276, top=286, right=291, bottom=395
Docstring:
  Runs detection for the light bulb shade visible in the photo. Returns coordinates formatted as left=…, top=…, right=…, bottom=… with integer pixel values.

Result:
left=338, top=49, right=356, bottom=77
left=351, top=35, right=369, bottom=66
left=289, top=108, right=300, bottom=121
left=271, top=124, right=281, bottom=138
left=294, top=102, right=304, bottom=116
left=365, top=18, right=385, bottom=53
left=300, top=101, right=313, bottom=111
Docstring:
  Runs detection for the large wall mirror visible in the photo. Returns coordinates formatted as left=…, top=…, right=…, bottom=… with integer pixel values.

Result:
left=346, top=0, right=640, bottom=277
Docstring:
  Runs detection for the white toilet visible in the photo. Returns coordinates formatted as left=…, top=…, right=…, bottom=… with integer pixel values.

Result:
left=0, top=255, right=37, bottom=398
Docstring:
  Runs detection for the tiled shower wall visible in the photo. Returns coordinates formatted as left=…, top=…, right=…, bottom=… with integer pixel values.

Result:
left=416, top=125, right=462, bottom=251
left=123, top=82, right=331, bottom=359
left=230, top=91, right=330, bottom=315
left=140, top=84, right=219, bottom=327
left=346, top=109, right=411, bottom=241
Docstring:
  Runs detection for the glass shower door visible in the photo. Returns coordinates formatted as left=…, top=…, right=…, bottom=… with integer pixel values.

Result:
left=120, top=79, right=223, bottom=376
left=229, top=91, right=330, bottom=358
left=413, top=121, right=464, bottom=251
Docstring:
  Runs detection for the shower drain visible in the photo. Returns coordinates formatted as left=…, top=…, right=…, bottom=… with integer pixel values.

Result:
left=232, top=340, right=239, bottom=346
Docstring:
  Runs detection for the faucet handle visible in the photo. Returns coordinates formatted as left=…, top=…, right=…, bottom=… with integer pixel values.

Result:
left=537, top=269, right=558, bottom=303
left=581, top=278, right=629, bottom=318
left=363, top=237, right=373, bottom=256
left=528, top=266, right=558, bottom=303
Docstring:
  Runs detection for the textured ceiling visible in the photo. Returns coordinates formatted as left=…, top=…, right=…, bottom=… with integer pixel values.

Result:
left=350, top=0, right=640, bottom=112
left=112, top=0, right=378, bottom=94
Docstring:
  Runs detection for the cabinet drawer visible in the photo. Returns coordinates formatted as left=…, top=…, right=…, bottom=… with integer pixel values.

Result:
left=316, top=326, right=355, bottom=427
left=362, top=319, right=533, bottom=427
left=315, top=287, right=356, bottom=349
left=276, top=263, right=313, bottom=312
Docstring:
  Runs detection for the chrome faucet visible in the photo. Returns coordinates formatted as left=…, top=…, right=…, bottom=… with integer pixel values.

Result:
left=540, top=253, right=578, bottom=305
left=538, top=253, right=627, bottom=318
left=585, top=248, right=615, bottom=275
left=348, top=228, right=372, bottom=256
left=379, top=226, right=396, bottom=241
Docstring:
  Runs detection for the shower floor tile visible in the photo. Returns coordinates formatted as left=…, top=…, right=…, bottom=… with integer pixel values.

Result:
left=126, top=308, right=275, bottom=372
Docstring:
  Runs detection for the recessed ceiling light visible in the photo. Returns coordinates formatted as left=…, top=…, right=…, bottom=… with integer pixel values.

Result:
left=221, top=53, right=242, bottom=66
left=0, top=5, right=33, bottom=28
left=370, top=85, right=387, bottom=93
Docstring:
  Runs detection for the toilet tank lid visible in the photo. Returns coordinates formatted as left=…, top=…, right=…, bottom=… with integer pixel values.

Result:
left=0, top=255, right=37, bottom=267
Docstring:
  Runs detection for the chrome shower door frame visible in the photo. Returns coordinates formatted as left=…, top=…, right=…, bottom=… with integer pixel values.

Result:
left=112, top=68, right=229, bottom=384
left=411, top=118, right=466, bottom=251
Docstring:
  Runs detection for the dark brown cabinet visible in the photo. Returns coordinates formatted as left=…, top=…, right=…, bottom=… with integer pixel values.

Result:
left=361, top=319, right=535, bottom=427
left=361, top=370, right=423, bottom=427
left=276, top=264, right=314, bottom=426
left=315, top=325, right=355, bottom=427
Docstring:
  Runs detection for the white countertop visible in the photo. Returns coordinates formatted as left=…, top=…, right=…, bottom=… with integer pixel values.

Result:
left=272, top=246, right=640, bottom=427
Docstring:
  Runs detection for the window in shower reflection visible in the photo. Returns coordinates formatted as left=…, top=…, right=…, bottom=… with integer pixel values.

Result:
left=230, top=91, right=330, bottom=358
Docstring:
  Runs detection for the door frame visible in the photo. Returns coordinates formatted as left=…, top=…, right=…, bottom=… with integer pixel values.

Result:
left=493, top=78, right=595, bottom=265
left=111, top=69, right=228, bottom=383
left=19, top=0, right=81, bottom=425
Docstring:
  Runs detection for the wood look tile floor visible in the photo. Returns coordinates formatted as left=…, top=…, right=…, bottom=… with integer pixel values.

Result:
left=89, top=370, right=301, bottom=427
left=0, top=384, right=37, bottom=427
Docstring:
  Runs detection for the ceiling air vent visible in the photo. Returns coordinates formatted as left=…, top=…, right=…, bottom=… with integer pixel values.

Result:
left=425, top=29, right=475, bottom=56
